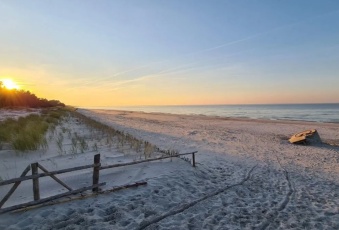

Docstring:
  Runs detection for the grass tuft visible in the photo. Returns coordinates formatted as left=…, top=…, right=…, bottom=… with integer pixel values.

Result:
left=0, top=108, right=67, bottom=151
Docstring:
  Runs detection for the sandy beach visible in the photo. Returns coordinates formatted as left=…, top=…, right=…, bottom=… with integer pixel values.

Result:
left=2, top=1, right=339, bottom=229
left=0, top=109, right=338, bottom=229
left=81, top=109, right=339, bottom=182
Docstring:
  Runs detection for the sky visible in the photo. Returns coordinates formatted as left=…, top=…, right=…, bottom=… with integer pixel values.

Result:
left=1, top=0, right=339, bottom=106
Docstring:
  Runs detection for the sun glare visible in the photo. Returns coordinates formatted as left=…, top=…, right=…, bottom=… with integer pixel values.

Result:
left=2, top=79, right=20, bottom=90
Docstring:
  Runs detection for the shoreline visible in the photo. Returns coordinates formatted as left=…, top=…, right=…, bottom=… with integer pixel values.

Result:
left=79, top=103, right=339, bottom=124
left=86, top=108, right=339, bottom=127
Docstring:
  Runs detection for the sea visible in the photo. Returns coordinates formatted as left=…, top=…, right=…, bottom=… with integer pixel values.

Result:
left=84, top=103, right=339, bottom=123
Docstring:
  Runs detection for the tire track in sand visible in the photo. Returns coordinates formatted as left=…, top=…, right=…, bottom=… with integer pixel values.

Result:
left=137, top=165, right=257, bottom=230
left=255, top=164, right=294, bottom=230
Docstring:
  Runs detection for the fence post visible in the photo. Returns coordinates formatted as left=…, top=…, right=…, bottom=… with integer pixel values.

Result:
left=92, top=154, right=101, bottom=192
left=192, top=152, right=196, bottom=167
left=31, top=163, right=40, bottom=200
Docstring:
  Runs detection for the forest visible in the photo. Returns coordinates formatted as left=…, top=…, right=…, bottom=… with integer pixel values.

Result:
left=0, top=81, right=65, bottom=108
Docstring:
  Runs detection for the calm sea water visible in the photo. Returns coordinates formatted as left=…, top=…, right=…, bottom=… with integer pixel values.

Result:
left=84, top=104, right=339, bottom=123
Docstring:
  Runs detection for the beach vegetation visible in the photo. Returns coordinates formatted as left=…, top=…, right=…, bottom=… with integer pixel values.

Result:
left=56, top=133, right=64, bottom=154
left=79, top=136, right=89, bottom=153
left=70, top=111, right=166, bottom=159
left=71, top=136, right=78, bottom=154
left=0, top=104, right=177, bottom=157
left=144, top=141, right=155, bottom=159
left=0, top=108, right=67, bottom=151
left=92, top=142, right=98, bottom=152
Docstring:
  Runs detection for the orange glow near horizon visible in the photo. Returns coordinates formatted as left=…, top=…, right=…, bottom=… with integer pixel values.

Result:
left=0, top=71, right=338, bottom=107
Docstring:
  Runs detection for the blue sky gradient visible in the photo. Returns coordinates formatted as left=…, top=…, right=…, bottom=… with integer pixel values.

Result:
left=1, top=0, right=339, bottom=106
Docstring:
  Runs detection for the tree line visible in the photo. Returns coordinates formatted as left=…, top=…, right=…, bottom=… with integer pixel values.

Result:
left=0, top=81, right=65, bottom=108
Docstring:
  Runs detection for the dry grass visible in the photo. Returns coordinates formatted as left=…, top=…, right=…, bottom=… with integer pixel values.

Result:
left=0, top=108, right=67, bottom=151
left=71, top=111, right=170, bottom=159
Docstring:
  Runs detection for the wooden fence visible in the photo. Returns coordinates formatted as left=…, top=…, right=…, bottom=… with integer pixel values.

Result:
left=0, top=151, right=197, bottom=214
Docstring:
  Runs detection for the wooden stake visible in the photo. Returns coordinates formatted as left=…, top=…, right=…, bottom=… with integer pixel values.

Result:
left=92, top=154, right=101, bottom=192
left=31, top=163, right=40, bottom=201
left=192, top=152, right=196, bottom=167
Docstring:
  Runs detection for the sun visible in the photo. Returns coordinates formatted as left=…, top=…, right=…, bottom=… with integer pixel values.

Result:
left=2, top=79, right=20, bottom=90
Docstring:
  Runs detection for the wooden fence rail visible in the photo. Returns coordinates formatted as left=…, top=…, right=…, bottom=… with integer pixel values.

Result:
left=0, top=165, right=31, bottom=208
left=0, top=151, right=197, bottom=214
left=37, top=164, right=73, bottom=191
left=100, top=151, right=198, bottom=170
left=0, top=164, right=96, bottom=187
left=0, top=151, right=197, bottom=187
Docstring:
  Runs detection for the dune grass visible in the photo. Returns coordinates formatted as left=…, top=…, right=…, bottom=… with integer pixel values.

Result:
left=72, top=111, right=162, bottom=159
left=0, top=107, right=178, bottom=156
left=0, top=108, right=67, bottom=151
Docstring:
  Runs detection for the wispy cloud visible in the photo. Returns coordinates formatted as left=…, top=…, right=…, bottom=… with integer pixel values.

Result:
left=66, top=8, right=339, bottom=92
left=105, top=74, right=157, bottom=87
left=187, top=9, right=339, bottom=57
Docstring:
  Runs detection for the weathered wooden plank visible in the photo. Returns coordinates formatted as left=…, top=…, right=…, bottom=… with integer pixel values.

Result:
left=12, top=181, right=147, bottom=212
left=37, top=164, right=72, bottom=191
left=0, top=183, right=106, bottom=214
left=0, top=165, right=31, bottom=208
left=31, top=163, right=40, bottom=201
left=102, top=181, right=147, bottom=194
left=0, top=164, right=95, bottom=186
left=100, top=151, right=198, bottom=170
left=92, top=154, right=101, bottom=192
left=59, top=181, right=148, bottom=202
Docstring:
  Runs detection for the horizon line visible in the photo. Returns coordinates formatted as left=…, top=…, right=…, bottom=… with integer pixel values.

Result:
left=78, top=102, right=339, bottom=108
